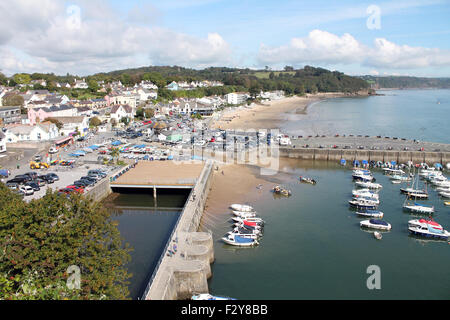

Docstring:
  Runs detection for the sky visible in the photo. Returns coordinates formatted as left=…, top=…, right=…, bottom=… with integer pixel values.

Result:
left=1, top=0, right=450, bottom=77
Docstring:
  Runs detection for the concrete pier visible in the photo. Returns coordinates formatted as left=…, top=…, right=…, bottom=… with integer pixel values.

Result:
left=143, top=160, right=215, bottom=300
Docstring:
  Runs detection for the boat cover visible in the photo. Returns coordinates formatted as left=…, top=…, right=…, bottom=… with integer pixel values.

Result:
left=369, top=219, right=388, bottom=226
left=244, top=221, right=257, bottom=227
left=235, top=235, right=254, bottom=243
left=427, top=224, right=444, bottom=234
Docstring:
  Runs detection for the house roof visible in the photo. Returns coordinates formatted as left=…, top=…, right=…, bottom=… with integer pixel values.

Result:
left=49, top=116, right=86, bottom=124
left=111, top=104, right=132, bottom=114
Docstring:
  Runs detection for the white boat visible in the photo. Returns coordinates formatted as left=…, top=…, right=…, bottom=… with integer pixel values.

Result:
left=352, top=189, right=379, bottom=198
left=356, top=210, right=384, bottom=218
left=221, top=233, right=259, bottom=247
left=230, top=204, right=254, bottom=212
left=383, top=168, right=405, bottom=175
left=226, top=231, right=259, bottom=240
left=355, top=181, right=382, bottom=189
left=391, top=180, right=402, bottom=184
left=232, top=211, right=257, bottom=218
left=438, top=191, right=450, bottom=198
left=408, top=219, right=449, bottom=240
left=348, top=199, right=378, bottom=210
left=403, top=202, right=434, bottom=214
left=389, top=175, right=411, bottom=182
left=231, top=217, right=265, bottom=224
left=352, top=195, right=380, bottom=204
left=232, top=226, right=262, bottom=236
left=374, top=232, right=382, bottom=240
left=436, top=186, right=450, bottom=192
left=360, top=219, right=392, bottom=231
left=192, top=293, right=236, bottom=300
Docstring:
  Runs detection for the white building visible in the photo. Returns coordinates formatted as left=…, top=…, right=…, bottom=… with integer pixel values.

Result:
left=50, top=116, right=90, bottom=137
left=4, top=123, right=59, bottom=143
left=0, top=131, right=6, bottom=153
left=110, top=105, right=134, bottom=122
left=225, top=92, right=249, bottom=105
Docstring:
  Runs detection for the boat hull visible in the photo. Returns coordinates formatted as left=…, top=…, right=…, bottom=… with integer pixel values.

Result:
left=408, top=228, right=449, bottom=240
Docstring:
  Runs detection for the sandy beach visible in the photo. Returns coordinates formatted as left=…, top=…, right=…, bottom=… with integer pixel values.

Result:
left=211, top=92, right=363, bottom=131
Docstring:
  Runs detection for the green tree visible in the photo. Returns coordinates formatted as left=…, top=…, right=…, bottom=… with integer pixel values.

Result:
left=13, top=73, right=31, bottom=85
left=2, top=94, right=24, bottom=106
left=88, top=80, right=99, bottom=93
left=89, top=117, right=102, bottom=128
left=0, top=72, right=8, bottom=86
left=0, top=185, right=131, bottom=300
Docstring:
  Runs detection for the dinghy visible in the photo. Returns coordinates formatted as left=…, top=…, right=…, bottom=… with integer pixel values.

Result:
left=299, top=176, right=317, bottom=184
left=374, top=232, right=382, bottom=240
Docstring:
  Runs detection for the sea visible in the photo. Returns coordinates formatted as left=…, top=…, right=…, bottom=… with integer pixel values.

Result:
left=107, top=89, right=450, bottom=300
left=204, top=89, right=450, bottom=300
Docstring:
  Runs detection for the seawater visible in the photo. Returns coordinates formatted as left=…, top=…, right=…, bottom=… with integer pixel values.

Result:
left=282, top=89, right=450, bottom=144
left=105, top=189, right=189, bottom=299
left=206, top=161, right=450, bottom=299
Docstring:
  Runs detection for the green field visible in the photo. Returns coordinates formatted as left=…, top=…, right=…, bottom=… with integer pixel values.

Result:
left=253, top=71, right=296, bottom=79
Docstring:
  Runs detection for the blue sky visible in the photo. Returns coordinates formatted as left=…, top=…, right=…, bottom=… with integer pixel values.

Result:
left=0, top=0, right=449, bottom=76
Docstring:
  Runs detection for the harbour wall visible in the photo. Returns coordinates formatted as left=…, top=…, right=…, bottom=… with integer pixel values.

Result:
left=143, top=160, right=215, bottom=300
left=279, top=148, right=450, bottom=164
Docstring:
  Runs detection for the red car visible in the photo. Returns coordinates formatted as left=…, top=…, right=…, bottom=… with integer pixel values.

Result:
left=65, top=185, right=84, bottom=193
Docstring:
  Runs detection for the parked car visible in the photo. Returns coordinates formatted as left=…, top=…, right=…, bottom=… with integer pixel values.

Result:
left=66, top=185, right=84, bottom=193
left=39, top=175, right=54, bottom=184
left=25, top=181, right=40, bottom=191
left=80, top=177, right=96, bottom=186
left=6, top=182, right=19, bottom=190
left=73, top=180, right=90, bottom=188
left=24, top=172, right=39, bottom=180
left=46, top=173, right=59, bottom=181
left=19, top=185, right=34, bottom=196
left=33, top=178, right=46, bottom=187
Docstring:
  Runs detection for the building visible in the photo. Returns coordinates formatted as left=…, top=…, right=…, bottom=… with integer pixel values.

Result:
left=110, top=104, right=134, bottom=122
left=73, top=79, right=89, bottom=89
left=225, top=92, right=249, bottom=105
left=50, top=116, right=89, bottom=137
left=0, top=131, right=6, bottom=153
left=166, top=81, right=179, bottom=91
left=4, top=122, right=59, bottom=142
left=0, top=106, right=22, bottom=125
left=28, top=104, right=78, bottom=125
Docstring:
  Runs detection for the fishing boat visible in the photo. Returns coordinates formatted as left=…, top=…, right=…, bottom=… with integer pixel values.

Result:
left=408, top=219, right=449, bottom=240
left=230, top=204, right=254, bottom=212
left=272, top=185, right=292, bottom=196
left=348, top=199, right=378, bottom=210
left=222, top=233, right=259, bottom=246
left=299, top=176, right=317, bottom=185
left=232, top=211, right=257, bottom=218
left=360, top=219, right=392, bottom=231
left=355, top=181, right=383, bottom=189
left=356, top=210, right=384, bottom=218
left=374, top=232, right=382, bottom=240
left=192, top=293, right=236, bottom=300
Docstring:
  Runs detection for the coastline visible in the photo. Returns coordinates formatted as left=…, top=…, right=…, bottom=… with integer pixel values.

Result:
left=210, top=91, right=371, bottom=131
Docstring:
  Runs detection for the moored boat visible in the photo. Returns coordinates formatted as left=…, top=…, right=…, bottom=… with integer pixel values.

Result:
left=348, top=199, right=378, bottom=210
left=356, top=210, right=384, bottom=218
left=222, top=233, right=259, bottom=246
left=408, top=222, right=449, bottom=241
left=231, top=217, right=265, bottom=225
left=360, top=219, right=392, bottom=231
left=299, top=176, right=317, bottom=184
left=355, top=181, right=382, bottom=189
left=226, top=231, right=259, bottom=240
left=230, top=204, right=254, bottom=212
left=374, top=231, right=382, bottom=240
left=232, top=211, right=257, bottom=218
left=403, top=202, right=435, bottom=214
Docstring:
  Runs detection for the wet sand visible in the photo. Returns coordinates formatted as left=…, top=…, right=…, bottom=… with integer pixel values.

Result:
left=211, top=93, right=363, bottom=131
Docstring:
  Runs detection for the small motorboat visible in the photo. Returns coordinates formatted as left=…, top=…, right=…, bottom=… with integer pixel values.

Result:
left=391, top=180, right=402, bottom=184
left=232, top=211, right=257, bottom=218
left=408, top=221, right=449, bottom=241
left=444, top=201, right=450, bottom=206
left=226, top=231, right=259, bottom=240
left=438, top=191, right=450, bottom=198
left=230, top=204, right=254, bottom=212
left=299, top=176, right=317, bottom=185
left=231, top=217, right=265, bottom=225
left=382, top=168, right=405, bottom=175
left=222, top=233, right=259, bottom=246
left=360, top=219, right=392, bottom=231
left=374, top=232, right=382, bottom=240
left=192, top=293, right=236, bottom=300
left=356, top=210, right=384, bottom=218
left=232, top=226, right=262, bottom=236
left=389, top=175, right=411, bottom=182
left=352, top=189, right=379, bottom=198
left=352, top=195, right=379, bottom=204
left=355, top=181, right=382, bottom=189
left=349, top=199, right=378, bottom=210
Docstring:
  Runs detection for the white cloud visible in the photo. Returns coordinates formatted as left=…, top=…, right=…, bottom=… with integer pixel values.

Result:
left=258, top=29, right=450, bottom=70
left=0, top=1, right=232, bottom=75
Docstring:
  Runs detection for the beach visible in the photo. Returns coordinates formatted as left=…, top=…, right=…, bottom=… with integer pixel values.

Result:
left=211, top=92, right=367, bottom=131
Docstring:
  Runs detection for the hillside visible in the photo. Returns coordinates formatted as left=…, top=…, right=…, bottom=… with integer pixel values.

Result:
left=360, top=75, right=450, bottom=89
